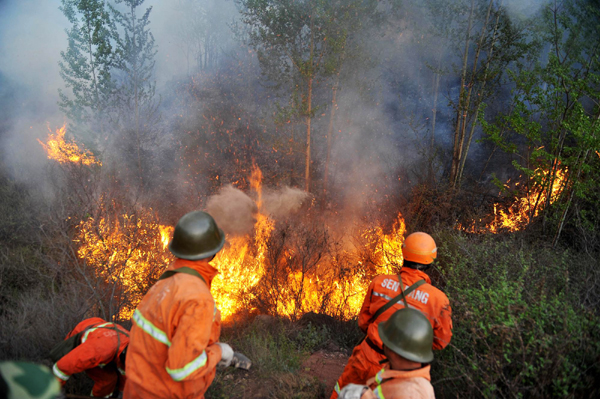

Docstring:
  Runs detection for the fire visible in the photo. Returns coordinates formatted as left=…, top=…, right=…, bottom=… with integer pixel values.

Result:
left=48, top=127, right=409, bottom=321
left=37, top=124, right=101, bottom=166
left=210, top=176, right=406, bottom=320
left=75, top=206, right=173, bottom=319
left=211, top=162, right=275, bottom=318
left=460, top=167, right=567, bottom=233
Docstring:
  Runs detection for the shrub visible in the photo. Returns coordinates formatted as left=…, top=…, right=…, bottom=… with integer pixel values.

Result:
left=432, top=231, right=600, bottom=398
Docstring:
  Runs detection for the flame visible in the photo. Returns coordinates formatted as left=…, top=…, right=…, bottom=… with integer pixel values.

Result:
left=460, top=167, right=567, bottom=233
left=75, top=206, right=173, bottom=319
left=37, top=124, right=101, bottom=166
left=70, top=160, right=407, bottom=321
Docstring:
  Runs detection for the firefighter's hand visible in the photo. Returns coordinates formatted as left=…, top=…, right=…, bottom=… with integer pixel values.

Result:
left=339, top=384, right=371, bottom=399
left=232, top=352, right=252, bottom=370
left=216, top=343, right=234, bottom=368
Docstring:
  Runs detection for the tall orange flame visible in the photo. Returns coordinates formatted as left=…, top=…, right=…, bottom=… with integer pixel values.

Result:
left=37, top=124, right=101, bottom=166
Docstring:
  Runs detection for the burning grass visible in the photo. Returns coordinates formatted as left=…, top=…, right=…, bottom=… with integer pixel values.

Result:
left=458, top=167, right=568, bottom=233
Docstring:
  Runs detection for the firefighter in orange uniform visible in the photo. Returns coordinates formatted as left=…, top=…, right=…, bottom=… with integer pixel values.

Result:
left=124, top=211, right=238, bottom=399
left=331, top=232, right=452, bottom=398
left=339, top=308, right=436, bottom=399
left=51, top=317, right=129, bottom=398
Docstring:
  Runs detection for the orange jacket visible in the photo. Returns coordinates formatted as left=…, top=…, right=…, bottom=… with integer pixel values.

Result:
left=331, top=269, right=451, bottom=399
left=359, top=268, right=452, bottom=354
left=363, top=365, right=435, bottom=399
left=53, top=317, right=129, bottom=397
left=124, top=259, right=223, bottom=399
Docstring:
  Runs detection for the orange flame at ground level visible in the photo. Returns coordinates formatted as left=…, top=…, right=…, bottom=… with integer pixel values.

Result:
left=459, top=167, right=567, bottom=233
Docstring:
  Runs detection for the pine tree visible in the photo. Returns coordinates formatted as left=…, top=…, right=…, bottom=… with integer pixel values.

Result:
left=109, top=0, right=159, bottom=186
left=58, top=0, right=118, bottom=145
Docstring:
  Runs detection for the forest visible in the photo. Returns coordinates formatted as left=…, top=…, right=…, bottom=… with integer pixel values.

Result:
left=0, top=0, right=599, bottom=397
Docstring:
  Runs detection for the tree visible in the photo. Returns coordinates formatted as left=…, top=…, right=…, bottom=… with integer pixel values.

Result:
left=175, top=0, right=236, bottom=74
left=409, top=0, right=530, bottom=188
left=483, top=0, right=600, bottom=246
left=237, top=0, right=377, bottom=192
left=109, top=0, right=160, bottom=186
left=58, top=0, right=118, bottom=146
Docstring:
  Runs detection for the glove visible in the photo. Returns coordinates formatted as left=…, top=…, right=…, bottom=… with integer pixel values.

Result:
left=231, top=352, right=252, bottom=370
left=216, top=343, right=234, bottom=368
left=339, top=384, right=370, bottom=399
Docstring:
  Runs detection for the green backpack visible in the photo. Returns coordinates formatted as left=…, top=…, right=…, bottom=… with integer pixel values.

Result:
left=48, top=331, right=87, bottom=363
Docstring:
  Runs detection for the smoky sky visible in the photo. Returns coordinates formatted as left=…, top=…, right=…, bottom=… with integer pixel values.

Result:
left=0, top=0, right=552, bottom=216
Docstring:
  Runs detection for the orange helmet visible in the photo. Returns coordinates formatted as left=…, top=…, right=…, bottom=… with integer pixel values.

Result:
left=402, top=232, right=437, bottom=265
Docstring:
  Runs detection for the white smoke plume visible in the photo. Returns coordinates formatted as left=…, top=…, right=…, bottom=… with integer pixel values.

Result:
left=205, top=184, right=309, bottom=236
left=205, top=185, right=257, bottom=236
left=262, top=187, right=309, bottom=220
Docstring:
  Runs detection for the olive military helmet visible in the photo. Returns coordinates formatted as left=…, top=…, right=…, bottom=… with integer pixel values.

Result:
left=169, top=211, right=225, bottom=260
left=378, top=308, right=434, bottom=363
left=0, top=361, right=61, bottom=399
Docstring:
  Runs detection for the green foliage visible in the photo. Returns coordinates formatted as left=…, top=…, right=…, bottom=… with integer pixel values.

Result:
left=295, top=322, right=331, bottom=352
left=481, top=0, right=600, bottom=245
left=433, top=231, right=600, bottom=398
left=236, top=0, right=380, bottom=115
left=228, top=321, right=304, bottom=376
left=58, top=0, right=118, bottom=144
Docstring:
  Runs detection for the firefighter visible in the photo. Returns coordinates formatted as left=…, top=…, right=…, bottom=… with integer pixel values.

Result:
left=338, top=308, right=436, bottom=399
left=50, top=317, right=129, bottom=398
left=331, top=232, right=452, bottom=398
left=124, top=211, right=241, bottom=399
left=0, top=361, right=62, bottom=399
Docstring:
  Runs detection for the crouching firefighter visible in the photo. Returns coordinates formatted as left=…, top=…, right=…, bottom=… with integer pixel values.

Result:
left=124, top=211, right=251, bottom=399
left=339, top=308, right=436, bottom=399
left=49, top=317, right=129, bottom=398
left=331, top=232, right=452, bottom=398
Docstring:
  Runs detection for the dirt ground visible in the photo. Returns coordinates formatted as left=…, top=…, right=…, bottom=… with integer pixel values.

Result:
left=300, top=350, right=349, bottom=396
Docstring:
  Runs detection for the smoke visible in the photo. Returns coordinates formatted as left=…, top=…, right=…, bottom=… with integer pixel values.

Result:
left=0, top=0, right=555, bottom=224
left=206, top=185, right=257, bottom=236
left=263, top=187, right=310, bottom=220
left=206, top=184, right=309, bottom=236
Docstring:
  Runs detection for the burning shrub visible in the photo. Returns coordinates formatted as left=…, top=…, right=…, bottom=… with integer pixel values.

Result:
left=74, top=202, right=174, bottom=319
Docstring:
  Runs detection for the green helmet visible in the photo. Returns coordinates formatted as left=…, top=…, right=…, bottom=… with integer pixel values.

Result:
left=378, top=308, right=434, bottom=363
left=0, top=362, right=61, bottom=399
left=169, top=211, right=225, bottom=260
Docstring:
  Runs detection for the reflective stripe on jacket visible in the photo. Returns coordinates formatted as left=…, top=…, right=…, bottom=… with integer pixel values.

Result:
left=365, top=365, right=435, bottom=399
left=53, top=317, right=129, bottom=396
left=124, top=259, right=223, bottom=399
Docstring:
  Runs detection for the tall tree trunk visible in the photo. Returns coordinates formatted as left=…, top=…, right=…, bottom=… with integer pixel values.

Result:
left=305, top=78, right=313, bottom=193
left=450, top=0, right=475, bottom=187
left=324, top=72, right=340, bottom=196
left=305, top=16, right=315, bottom=193
left=429, top=51, right=442, bottom=184
left=131, top=4, right=143, bottom=188
left=457, top=3, right=500, bottom=184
